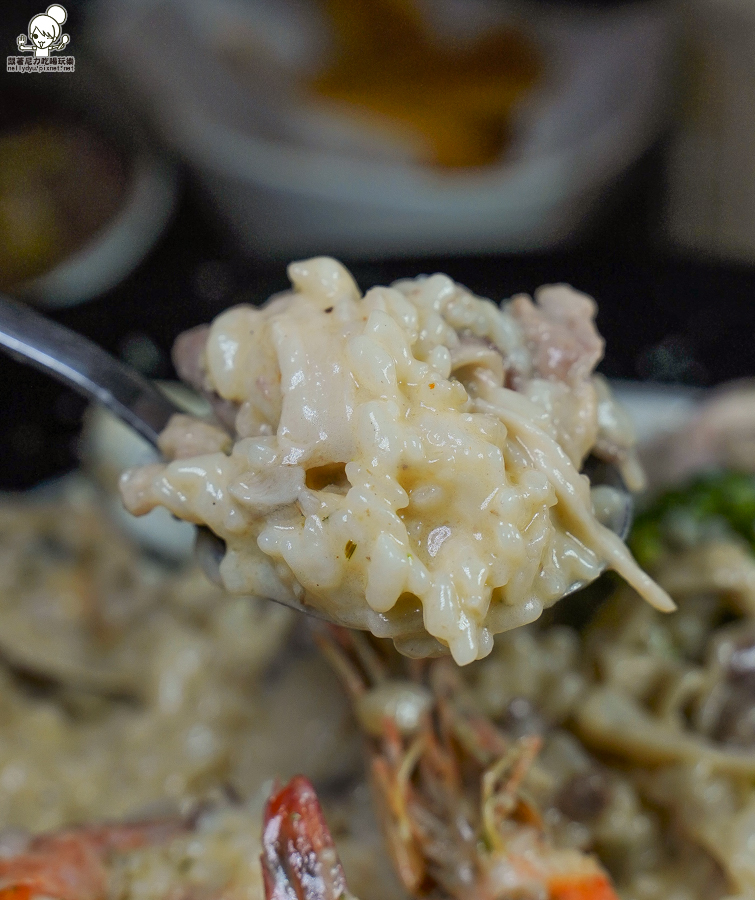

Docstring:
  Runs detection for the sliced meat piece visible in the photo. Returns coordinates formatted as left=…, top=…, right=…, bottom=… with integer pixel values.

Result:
left=509, top=286, right=604, bottom=386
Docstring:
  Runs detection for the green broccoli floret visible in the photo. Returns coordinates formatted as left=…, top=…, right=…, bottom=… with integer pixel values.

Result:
left=629, top=471, right=755, bottom=569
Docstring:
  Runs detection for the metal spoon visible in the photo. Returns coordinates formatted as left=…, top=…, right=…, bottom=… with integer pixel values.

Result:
left=0, top=292, right=230, bottom=585
left=0, top=294, right=632, bottom=625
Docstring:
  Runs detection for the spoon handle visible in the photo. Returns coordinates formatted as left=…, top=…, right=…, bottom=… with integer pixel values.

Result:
left=0, top=294, right=179, bottom=447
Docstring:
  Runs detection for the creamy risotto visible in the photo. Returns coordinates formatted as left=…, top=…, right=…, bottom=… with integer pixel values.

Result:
left=121, top=258, right=671, bottom=664
left=0, top=389, right=754, bottom=899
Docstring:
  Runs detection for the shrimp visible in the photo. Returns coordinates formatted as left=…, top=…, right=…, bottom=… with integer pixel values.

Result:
left=312, top=627, right=620, bottom=900
left=0, top=820, right=184, bottom=900
left=261, top=775, right=356, bottom=900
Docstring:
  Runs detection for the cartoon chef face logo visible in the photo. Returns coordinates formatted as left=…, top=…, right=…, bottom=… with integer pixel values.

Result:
left=17, top=5, right=70, bottom=57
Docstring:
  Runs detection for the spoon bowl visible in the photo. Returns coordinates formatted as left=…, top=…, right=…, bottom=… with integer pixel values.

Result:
left=0, top=293, right=635, bottom=637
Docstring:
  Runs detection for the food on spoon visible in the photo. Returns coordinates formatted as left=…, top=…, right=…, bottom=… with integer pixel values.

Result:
left=120, top=257, right=673, bottom=664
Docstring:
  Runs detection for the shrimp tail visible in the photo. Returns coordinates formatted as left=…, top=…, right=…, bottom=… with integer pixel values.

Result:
left=261, top=775, right=356, bottom=900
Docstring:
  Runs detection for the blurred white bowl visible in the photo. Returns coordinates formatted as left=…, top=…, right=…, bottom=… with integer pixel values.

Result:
left=92, top=0, right=675, bottom=260
left=17, top=149, right=178, bottom=308
left=611, top=379, right=700, bottom=445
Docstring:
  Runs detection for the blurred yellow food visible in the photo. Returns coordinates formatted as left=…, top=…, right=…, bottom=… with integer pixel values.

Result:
left=311, top=0, right=541, bottom=168
left=0, top=124, right=127, bottom=290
